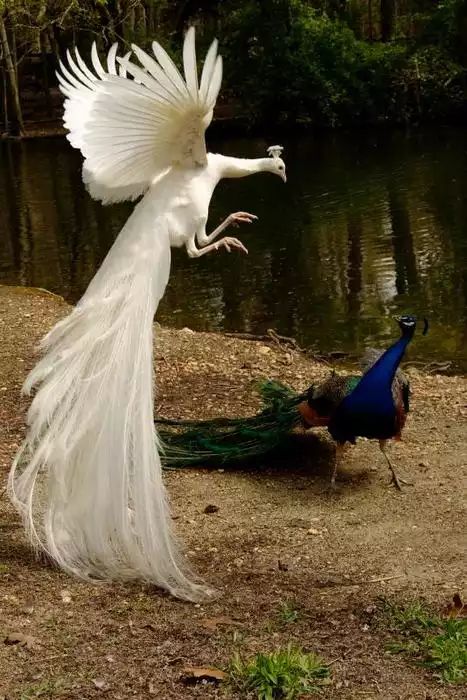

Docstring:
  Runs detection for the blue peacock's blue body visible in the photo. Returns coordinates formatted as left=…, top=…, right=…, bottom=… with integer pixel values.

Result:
left=329, top=318, right=417, bottom=444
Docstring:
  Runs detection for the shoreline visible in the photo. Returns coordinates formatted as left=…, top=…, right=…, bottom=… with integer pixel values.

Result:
left=0, top=284, right=464, bottom=378
left=3, top=115, right=467, bottom=142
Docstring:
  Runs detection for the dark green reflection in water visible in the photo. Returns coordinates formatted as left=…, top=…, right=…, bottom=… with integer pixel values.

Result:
left=0, top=130, right=466, bottom=370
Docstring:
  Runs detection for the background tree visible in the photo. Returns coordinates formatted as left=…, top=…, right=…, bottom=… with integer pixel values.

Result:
left=0, top=0, right=466, bottom=136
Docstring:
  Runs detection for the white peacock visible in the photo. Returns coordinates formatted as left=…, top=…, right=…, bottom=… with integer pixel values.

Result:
left=8, top=27, right=286, bottom=601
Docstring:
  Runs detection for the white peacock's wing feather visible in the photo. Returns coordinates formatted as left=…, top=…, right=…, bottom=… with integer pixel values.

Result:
left=57, top=28, right=223, bottom=205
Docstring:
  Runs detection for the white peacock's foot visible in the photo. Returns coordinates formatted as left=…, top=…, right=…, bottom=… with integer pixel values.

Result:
left=215, top=237, right=248, bottom=254
left=228, top=212, right=258, bottom=227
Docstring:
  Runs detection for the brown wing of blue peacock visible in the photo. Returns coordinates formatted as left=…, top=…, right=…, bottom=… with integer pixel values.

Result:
left=299, top=373, right=360, bottom=427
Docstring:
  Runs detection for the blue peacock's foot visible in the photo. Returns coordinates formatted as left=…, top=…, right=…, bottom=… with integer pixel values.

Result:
left=389, top=472, right=413, bottom=491
left=320, top=479, right=339, bottom=496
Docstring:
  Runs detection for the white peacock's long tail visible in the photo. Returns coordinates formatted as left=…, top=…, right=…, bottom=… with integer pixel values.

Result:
left=8, top=210, right=209, bottom=601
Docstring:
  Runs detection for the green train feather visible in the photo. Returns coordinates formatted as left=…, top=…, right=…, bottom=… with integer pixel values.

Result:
left=157, top=380, right=305, bottom=468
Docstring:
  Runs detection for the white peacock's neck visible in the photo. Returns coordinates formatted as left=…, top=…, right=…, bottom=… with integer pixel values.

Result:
left=213, top=154, right=275, bottom=179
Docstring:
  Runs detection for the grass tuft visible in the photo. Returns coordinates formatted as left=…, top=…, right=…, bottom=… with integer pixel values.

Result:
left=381, top=600, right=466, bottom=684
left=20, top=678, right=68, bottom=699
left=277, top=601, right=301, bottom=625
left=228, top=643, right=330, bottom=699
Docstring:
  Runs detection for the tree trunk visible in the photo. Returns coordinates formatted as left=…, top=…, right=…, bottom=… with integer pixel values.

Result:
left=1, top=66, right=8, bottom=133
left=112, top=1, right=125, bottom=42
left=40, top=31, right=52, bottom=116
left=135, top=3, right=147, bottom=44
left=125, top=7, right=136, bottom=42
left=47, top=26, right=60, bottom=65
left=148, top=0, right=156, bottom=36
left=0, top=14, right=24, bottom=136
left=381, top=0, right=396, bottom=42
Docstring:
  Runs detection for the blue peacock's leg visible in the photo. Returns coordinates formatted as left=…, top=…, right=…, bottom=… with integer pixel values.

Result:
left=378, top=439, right=412, bottom=491
left=322, top=442, right=345, bottom=493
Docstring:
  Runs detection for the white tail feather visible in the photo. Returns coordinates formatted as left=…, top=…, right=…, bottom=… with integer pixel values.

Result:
left=9, top=209, right=210, bottom=601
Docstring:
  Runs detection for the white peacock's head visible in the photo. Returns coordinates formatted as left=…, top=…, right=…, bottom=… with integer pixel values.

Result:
left=267, top=145, right=286, bottom=182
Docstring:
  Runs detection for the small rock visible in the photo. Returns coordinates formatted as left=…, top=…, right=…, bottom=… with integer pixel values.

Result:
left=181, top=327, right=194, bottom=334
left=289, top=518, right=310, bottom=529
left=307, top=528, right=320, bottom=535
left=203, top=504, right=219, bottom=514
left=92, top=678, right=109, bottom=691
left=60, top=589, right=72, bottom=604
left=258, top=345, right=271, bottom=355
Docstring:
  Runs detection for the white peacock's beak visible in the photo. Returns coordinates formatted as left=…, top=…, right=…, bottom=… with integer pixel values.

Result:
left=281, top=172, right=287, bottom=183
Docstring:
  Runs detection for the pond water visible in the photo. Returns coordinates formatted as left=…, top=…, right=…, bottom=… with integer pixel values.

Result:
left=1, top=129, right=466, bottom=370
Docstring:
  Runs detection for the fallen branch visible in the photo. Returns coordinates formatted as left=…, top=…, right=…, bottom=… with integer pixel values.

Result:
left=266, top=328, right=305, bottom=353
left=224, top=328, right=332, bottom=364
left=224, top=331, right=270, bottom=342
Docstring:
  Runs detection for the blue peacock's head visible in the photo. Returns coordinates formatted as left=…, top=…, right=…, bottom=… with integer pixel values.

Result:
left=395, top=315, right=429, bottom=336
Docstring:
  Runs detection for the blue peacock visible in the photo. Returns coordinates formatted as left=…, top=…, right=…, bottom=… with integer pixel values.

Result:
left=158, top=316, right=428, bottom=489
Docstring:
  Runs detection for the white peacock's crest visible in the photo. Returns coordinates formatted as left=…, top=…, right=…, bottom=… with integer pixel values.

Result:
left=267, top=145, right=284, bottom=159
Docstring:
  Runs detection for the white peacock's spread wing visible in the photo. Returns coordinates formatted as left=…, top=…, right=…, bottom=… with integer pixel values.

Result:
left=57, top=27, right=223, bottom=204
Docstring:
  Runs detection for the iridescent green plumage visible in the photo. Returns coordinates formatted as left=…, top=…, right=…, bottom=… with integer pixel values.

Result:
left=158, top=380, right=305, bottom=467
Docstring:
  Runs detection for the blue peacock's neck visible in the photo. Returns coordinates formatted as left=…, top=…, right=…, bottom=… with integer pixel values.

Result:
left=353, top=332, right=413, bottom=396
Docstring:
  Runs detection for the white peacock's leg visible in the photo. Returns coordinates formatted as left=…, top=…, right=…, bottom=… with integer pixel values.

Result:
left=197, top=212, right=257, bottom=247
left=186, top=233, right=248, bottom=258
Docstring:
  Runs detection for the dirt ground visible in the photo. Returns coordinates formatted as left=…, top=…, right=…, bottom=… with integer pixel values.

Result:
left=0, top=286, right=465, bottom=700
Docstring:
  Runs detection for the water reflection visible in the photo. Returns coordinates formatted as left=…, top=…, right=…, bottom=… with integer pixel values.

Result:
left=0, top=129, right=466, bottom=369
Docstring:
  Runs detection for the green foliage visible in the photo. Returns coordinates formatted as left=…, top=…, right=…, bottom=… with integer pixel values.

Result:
left=219, top=0, right=466, bottom=127
left=228, top=643, right=330, bottom=699
left=425, top=1, right=467, bottom=59
left=277, top=600, right=301, bottom=624
left=382, top=600, right=467, bottom=685
left=19, top=677, right=68, bottom=699
left=397, top=46, right=466, bottom=122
